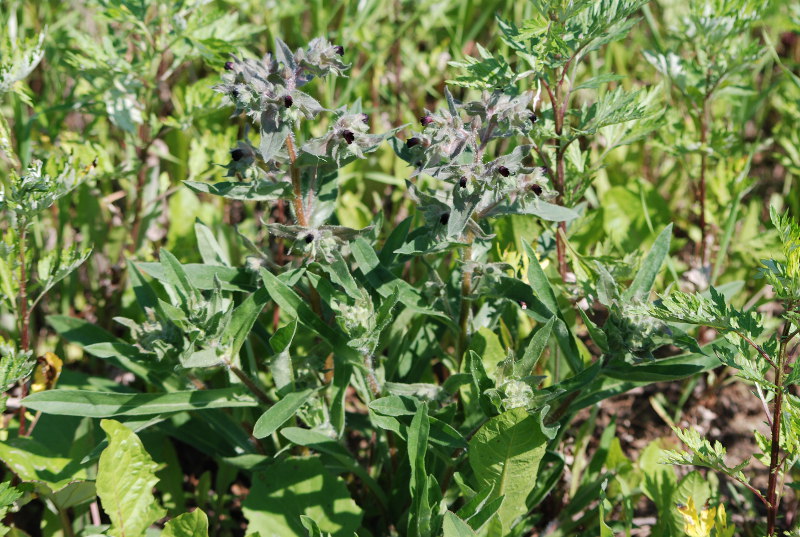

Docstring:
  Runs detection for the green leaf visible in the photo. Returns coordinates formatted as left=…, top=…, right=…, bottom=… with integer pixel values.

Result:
left=137, top=262, right=255, bottom=292
left=0, top=436, right=88, bottom=491
left=253, top=388, right=316, bottom=438
left=162, top=509, right=209, bottom=537
left=443, top=512, right=479, bottom=537
left=408, top=403, right=432, bottom=537
left=623, top=223, right=672, bottom=302
left=259, top=113, right=290, bottom=162
left=184, top=179, right=291, bottom=202
left=515, top=316, right=555, bottom=377
left=22, top=387, right=258, bottom=417
left=260, top=268, right=351, bottom=353
left=280, top=427, right=388, bottom=511
left=522, top=241, right=582, bottom=372
left=350, top=237, right=452, bottom=325
left=225, top=287, right=270, bottom=361
left=96, top=419, right=166, bottom=537
left=468, top=407, right=557, bottom=535
left=242, top=457, right=362, bottom=537
left=270, top=319, right=297, bottom=354
left=195, top=220, right=230, bottom=266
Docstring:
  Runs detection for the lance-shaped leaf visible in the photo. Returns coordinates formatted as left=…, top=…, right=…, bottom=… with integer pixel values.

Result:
left=23, top=387, right=258, bottom=417
left=96, top=419, right=166, bottom=537
left=184, top=179, right=291, bottom=202
left=623, top=223, right=672, bottom=302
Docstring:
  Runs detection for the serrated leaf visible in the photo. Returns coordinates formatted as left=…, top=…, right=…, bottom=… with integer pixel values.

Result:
left=96, top=419, right=166, bottom=537
left=468, top=407, right=557, bottom=535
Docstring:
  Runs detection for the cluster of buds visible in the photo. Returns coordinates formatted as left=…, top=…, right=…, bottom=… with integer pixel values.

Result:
left=301, top=110, right=384, bottom=164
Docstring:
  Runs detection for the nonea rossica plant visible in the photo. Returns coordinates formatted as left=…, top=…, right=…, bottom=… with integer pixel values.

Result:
left=642, top=207, right=800, bottom=536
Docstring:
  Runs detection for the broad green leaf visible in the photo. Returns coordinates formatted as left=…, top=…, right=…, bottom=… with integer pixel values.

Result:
left=0, top=436, right=88, bottom=492
left=468, top=407, right=557, bottom=535
left=623, top=223, right=672, bottom=302
left=23, top=387, right=258, bottom=417
left=253, top=388, right=315, bottom=438
left=280, top=427, right=388, bottom=510
left=242, top=457, right=362, bottom=537
left=162, top=509, right=209, bottom=537
left=96, top=419, right=166, bottom=537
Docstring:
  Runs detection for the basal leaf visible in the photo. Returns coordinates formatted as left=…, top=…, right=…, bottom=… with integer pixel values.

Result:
left=96, top=419, right=166, bottom=537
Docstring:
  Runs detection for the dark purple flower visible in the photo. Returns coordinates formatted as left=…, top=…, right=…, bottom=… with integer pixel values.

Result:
left=333, top=45, right=344, bottom=56
left=407, top=137, right=421, bottom=148
left=529, top=113, right=538, bottom=124
left=420, top=115, right=434, bottom=127
left=304, top=234, right=314, bottom=243
left=530, top=184, right=543, bottom=196
left=361, top=113, right=369, bottom=124
left=224, top=61, right=234, bottom=71
left=231, top=149, right=245, bottom=161
left=439, top=213, right=450, bottom=225
left=283, top=95, right=293, bottom=108
left=498, top=166, right=510, bottom=177
left=342, top=130, right=355, bottom=144
left=459, top=176, right=467, bottom=188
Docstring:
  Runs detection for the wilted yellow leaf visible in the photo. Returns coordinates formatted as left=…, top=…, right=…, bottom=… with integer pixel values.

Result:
left=30, top=352, right=63, bottom=393
left=676, top=497, right=716, bottom=537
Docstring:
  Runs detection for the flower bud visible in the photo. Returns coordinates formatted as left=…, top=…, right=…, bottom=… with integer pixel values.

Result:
left=342, top=130, right=355, bottom=144
left=407, top=137, right=421, bottom=148
left=498, top=166, right=510, bottom=177
left=333, top=45, right=344, bottom=56
left=361, top=113, right=369, bottom=124
left=224, top=61, right=234, bottom=71
left=283, top=95, right=293, bottom=108
left=420, top=115, right=434, bottom=127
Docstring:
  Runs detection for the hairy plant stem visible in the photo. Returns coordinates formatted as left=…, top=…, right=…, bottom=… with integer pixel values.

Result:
left=228, top=364, right=272, bottom=406
left=698, top=97, right=710, bottom=267
left=17, top=224, right=31, bottom=436
left=286, top=134, right=307, bottom=227
left=767, top=321, right=793, bottom=535
left=543, top=74, right=570, bottom=281
left=455, top=232, right=474, bottom=368
left=58, top=507, right=75, bottom=537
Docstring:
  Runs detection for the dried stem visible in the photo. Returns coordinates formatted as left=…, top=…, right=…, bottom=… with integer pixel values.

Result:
left=285, top=134, right=307, bottom=227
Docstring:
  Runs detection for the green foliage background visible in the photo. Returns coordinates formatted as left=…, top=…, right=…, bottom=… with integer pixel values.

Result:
left=1, top=0, right=800, bottom=536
